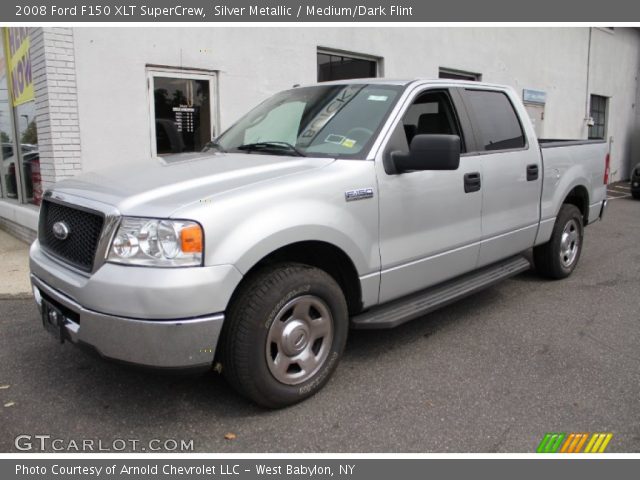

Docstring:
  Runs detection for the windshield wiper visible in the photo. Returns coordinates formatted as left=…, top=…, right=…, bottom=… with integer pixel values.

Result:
left=236, top=141, right=306, bottom=157
left=202, top=141, right=226, bottom=153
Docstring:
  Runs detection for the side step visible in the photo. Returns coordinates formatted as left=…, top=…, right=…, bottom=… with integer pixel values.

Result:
left=351, top=255, right=531, bottom=329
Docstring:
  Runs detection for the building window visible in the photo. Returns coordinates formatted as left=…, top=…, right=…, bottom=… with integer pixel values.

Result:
left=439, top=68, right=481, bottom=82
left=589, top=94, right=607, bottom=140
left=0, top=27, right=41, bottom=206
left=317, top=50, right=378, bottom=82
left=147, top=68, right=217, bottom=156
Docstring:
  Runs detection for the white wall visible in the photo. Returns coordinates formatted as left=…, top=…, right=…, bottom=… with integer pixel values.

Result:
left=588, top=27, right=640, bottom=179
left=73, top=27, right=640, bottom=180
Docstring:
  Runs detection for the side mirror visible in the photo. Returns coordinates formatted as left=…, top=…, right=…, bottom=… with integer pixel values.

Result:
left=391, top=134, right=461, bottom=173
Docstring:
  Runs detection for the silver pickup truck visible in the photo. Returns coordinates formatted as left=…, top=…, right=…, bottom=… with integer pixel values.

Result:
left=29, top=79, right=608, bottom=407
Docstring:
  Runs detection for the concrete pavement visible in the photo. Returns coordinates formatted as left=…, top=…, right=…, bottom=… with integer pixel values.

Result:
left=0, top=229, right=31, bottom=299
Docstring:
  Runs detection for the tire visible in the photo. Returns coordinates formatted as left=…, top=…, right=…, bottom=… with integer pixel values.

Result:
left=219, top=263, right=348, bottom=408
left=534, top=204, right=584, bottom=279
left=632, top=190, right=640, bottom=200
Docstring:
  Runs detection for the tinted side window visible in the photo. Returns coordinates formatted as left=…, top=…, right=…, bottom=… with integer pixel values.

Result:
left=402, top=90, right=465, bottom=153
left=465, top=90, right=525, bottom=151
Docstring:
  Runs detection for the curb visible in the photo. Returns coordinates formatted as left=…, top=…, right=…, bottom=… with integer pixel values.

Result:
left=0, top=292, right=33, bottom=300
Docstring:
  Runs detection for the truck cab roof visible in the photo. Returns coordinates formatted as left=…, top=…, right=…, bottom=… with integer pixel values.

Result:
left=300, top=78, right=511, bottom=91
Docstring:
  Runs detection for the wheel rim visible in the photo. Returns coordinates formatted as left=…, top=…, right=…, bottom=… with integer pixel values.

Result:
left=265, top=295, right=334, bottom=385
left=559, top=218, right=580, bottom=268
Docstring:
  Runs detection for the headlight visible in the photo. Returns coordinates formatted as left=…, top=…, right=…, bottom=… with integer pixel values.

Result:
left=108, top=217, right=203, bottom=267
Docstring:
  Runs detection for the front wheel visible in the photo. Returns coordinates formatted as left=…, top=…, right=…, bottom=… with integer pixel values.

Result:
left=534, top=204, right=584, bottom=279
left=219, top=263, right=348, bottom=408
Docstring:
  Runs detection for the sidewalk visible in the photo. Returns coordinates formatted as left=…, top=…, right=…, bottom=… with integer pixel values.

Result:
left=0, top=229, right=32, bottom=299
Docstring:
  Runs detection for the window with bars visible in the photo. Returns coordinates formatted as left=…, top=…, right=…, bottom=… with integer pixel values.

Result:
left=589, top=94, right=607, bottom=140
left=438, top=68, right=482, bottom=82
left=317, top=51, right=378, bottom=82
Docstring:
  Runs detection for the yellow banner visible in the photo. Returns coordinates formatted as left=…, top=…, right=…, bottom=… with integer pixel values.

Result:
left=4, top=27, right=34, bottom=106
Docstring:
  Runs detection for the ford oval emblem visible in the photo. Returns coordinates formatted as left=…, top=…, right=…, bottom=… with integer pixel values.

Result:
left=52, top=221, right=70, bottom=241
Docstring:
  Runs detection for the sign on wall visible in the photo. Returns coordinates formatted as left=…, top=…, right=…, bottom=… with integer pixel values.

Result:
left=522, top=88, right=546, bottom=105
left=4, top=27, right=34, bottom=106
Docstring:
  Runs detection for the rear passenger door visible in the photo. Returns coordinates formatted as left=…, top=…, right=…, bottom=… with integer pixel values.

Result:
left=376, top=87, right=484, bottom=303
left=460, top=88, right=542, bottom=266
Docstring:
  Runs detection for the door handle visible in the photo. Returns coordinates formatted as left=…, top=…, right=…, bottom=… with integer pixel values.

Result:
left=464, top=172, right=481, bottom=193
left=527, top=164, right=539, bottom=181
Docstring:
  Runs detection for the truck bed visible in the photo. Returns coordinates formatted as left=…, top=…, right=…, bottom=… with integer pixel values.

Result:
left=539, top=138, right=607, bottom=148
left=537, top=138, right=608, bottom=239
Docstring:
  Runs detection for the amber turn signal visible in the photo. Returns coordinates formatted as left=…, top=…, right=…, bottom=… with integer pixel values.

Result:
left=180, top=225, right=203, bottom=253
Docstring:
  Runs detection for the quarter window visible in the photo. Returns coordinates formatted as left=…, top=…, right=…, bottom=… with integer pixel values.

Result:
left=464, top=90, right=525, bottom=151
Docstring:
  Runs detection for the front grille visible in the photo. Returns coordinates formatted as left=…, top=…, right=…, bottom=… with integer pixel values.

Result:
left=39, top=200, right=105, bottom=272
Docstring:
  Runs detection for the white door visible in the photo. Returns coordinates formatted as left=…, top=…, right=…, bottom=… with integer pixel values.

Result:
left=461, top=88, right=542, bottom=267
left=376, top=88, right=483, bottom=303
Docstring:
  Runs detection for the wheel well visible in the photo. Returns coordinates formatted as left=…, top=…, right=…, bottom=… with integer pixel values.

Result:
left=563, top=185, right=589, bottom=224
left=245, top=241, right=363, bottom=315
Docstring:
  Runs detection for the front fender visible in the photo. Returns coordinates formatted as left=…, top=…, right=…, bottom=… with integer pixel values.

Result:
left=172, top=159, right=381, bottom=308
left=212, top=200, right=377, bottom=276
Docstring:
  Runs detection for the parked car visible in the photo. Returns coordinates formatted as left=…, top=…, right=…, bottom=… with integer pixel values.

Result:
left=29, top=79, right=608, bottom=407
left=631, top=162, right=640, bottom=199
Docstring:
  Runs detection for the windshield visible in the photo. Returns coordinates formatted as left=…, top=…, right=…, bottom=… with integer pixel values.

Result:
left=213, top=84, right=403, bottom=158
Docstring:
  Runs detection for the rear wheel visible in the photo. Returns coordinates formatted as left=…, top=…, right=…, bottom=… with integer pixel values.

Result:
left=219, top=263, right=348, bottom=408
left=534, top=204, right=584, bottom=279
left=632, top=190, right=640, bottom=199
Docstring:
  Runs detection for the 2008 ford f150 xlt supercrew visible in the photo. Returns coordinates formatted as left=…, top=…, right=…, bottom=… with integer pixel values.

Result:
left=30, top=79, right=609, bottom=407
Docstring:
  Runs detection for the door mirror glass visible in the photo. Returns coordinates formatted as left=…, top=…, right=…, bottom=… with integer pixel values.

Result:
left=391, top=134, right=461, bottom=172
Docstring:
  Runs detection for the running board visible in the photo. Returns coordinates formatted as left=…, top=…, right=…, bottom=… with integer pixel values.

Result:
left=351, top=255, right=531, bottom=329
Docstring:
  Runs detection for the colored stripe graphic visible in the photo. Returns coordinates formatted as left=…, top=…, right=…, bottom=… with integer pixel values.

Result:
left=584, top=433, right=613, bottom=453
left=538, top=433, right=612, bottom=453
left=537, top=433, right=566, bottom=453
left=559, top=433, right=589, bottom=453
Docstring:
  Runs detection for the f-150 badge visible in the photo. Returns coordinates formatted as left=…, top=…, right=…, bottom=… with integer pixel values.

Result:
left=345, top=188, right=374, bottom=202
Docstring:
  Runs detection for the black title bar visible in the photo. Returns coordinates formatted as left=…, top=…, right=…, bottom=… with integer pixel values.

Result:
left=3, top=0, right=640, bottom=22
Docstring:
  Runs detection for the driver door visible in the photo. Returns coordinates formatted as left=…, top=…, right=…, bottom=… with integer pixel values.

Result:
left=375, top=87, right=483, bottom=303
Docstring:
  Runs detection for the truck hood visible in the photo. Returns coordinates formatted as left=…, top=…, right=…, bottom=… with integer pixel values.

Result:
left=51, top=152, right=335, bottom=217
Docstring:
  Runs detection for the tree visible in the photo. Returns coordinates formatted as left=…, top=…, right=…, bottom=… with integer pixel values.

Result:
left=21, top=120, right=38, bottom=145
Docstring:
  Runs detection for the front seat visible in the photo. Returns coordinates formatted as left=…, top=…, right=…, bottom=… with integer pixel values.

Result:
left=417, top=113, right=451, bottom=135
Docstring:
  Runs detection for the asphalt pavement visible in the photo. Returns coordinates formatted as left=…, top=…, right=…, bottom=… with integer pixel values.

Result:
left=1, top=194, right=638, bottom=453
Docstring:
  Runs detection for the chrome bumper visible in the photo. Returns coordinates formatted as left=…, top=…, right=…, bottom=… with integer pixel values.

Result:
left=31, top=274, right=224, bottom=369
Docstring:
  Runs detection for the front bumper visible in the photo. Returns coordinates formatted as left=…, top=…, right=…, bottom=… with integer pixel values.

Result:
left=29, top=240, right=243, bottom=369
left=31, top=274, right=224, bottom=369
